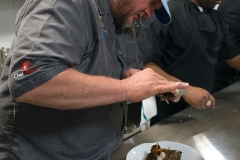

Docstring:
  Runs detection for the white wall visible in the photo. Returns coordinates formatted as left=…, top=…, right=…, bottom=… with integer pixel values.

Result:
left=0, top=1, right=220, bottom=49
left=0, top=0, right=25, bottom=48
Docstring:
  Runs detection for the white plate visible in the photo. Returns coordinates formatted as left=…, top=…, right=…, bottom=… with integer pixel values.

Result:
left=126, top=141, right=204, bottom=160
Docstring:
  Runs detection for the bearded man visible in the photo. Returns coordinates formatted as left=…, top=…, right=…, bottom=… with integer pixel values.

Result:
left=0, top=0, right=190, bottom=159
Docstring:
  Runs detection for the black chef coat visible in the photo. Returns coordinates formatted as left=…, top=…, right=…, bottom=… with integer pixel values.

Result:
left=137, top=0, right=240, bottom=122
left=218, top=0, right=240, bottom=45
left=213, top=0, right=240, bottom=93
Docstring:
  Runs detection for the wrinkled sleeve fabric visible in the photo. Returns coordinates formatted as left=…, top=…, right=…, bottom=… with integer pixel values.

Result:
left=137, top=15, right=169, bottom=68
left=224, top=0, right=240, bottom=45
left=9, top=0, right=88, bottom=99
left=218, top=12, right=240, bottom=60
left=224, top=0, right=240, bottom=37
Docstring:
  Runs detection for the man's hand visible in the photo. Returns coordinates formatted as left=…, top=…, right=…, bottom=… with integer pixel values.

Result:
left=183, top=86, right=215, bottom=109
left=123, top=68, right=189, bottom=102
left=122, top=68, right=140, bottom=79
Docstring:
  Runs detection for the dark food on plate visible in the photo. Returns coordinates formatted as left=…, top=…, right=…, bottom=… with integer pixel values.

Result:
left=146, top=143, right=182, bottom=160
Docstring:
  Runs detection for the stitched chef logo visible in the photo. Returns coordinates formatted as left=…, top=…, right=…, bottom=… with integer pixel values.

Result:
left=21, top=61, right=30, bottom=70
left=14, top=60, right=40, bottom=78
left=99, top=15, right=107, bottom=41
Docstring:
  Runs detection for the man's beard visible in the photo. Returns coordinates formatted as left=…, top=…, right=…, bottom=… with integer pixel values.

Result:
left=113, top=0, right=133, bottom=28
left=114, top=12, right=132, bottom=28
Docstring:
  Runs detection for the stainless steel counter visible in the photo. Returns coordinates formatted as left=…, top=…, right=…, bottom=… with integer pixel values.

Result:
left=111, top=81, right=240, bottom=160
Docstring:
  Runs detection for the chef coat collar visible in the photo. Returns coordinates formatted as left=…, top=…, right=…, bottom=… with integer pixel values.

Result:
left=96, top=0, right=114, bottom=22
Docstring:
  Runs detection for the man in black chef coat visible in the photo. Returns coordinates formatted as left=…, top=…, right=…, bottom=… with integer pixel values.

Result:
left=213, top=0, right=240, bottom=93
left=137, top=0, right=240, bottom=125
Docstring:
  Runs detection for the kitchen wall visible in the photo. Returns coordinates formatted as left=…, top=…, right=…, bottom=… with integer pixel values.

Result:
left=0, top=0, right=25, bottom=48
left=0, top=1, right=219, bottom=49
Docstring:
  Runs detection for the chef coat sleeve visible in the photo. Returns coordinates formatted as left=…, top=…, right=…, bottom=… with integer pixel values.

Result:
left=9, top=0, right=88, bottom=100
left=218, top=13, right=240, bottom=60
left=137, top=15, right=169, bottom=66
left=224, top=0, right=240, bottom=38
left=223, top=0, right=240, bottom=45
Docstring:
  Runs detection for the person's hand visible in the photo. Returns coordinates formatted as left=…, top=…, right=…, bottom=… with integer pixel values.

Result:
left=122, top=68, right=140, bottom=79
left=123, top=68, right=189, bottom=102
left=183, top=86, right=215, bottom=110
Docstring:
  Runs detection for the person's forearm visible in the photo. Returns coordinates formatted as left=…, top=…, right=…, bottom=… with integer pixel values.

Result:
left=225, top=54, right=240, bottom=70
left=144, top=62, right=182, bottom=82
left=15, top=68, right=127, bottom=110
left=122, top=68, right=140, bottom=79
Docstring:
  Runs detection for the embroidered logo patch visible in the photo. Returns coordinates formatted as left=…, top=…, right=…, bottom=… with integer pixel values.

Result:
left=21, top=61, right=30, bottom=70
left=14, top=61, right=40, bottom=78
left=99, top=15, right=107, bottom=41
